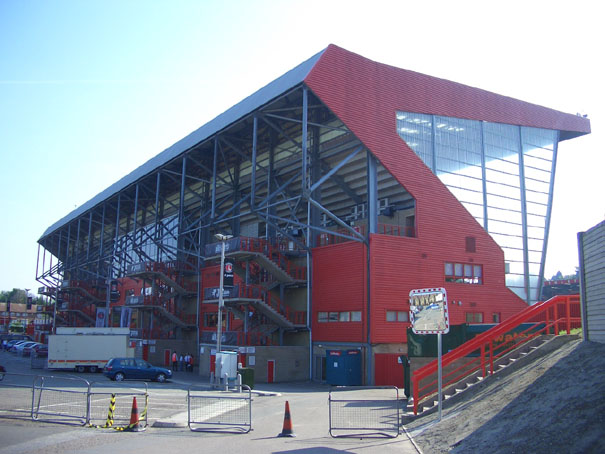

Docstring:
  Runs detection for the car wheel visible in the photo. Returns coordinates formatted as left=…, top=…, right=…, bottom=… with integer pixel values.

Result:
left=114, top=372, right=125, bottom=381
left=155, top=373, right=166, bottom=383
left=89, top=366, right=98, bottom=373
left=76, top=365, right=86, bottom=373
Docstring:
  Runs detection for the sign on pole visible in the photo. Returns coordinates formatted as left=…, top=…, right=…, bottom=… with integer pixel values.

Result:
left=409, top=287, right=449, bottom=334
left=409, top=287, right=449, bottom=421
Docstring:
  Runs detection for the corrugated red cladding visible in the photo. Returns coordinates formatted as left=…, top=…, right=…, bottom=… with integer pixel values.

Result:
left=312, top=242, right=367, bottom=343
left=369, top=235, right=527, bottom=344
left=306, top=44, right=529, bottom=346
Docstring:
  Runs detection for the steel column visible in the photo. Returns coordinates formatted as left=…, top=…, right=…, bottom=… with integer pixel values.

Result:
left=518, top=127, right=531, bottom=304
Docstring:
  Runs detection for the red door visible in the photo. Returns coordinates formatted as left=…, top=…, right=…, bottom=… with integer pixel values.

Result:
left=267, top=360, right=275, bottom=383
left=374, top=353, right=404, bottom=387
left=164, top=349, right=171, bottom=367
left=142, top=344, right=149, bottom=361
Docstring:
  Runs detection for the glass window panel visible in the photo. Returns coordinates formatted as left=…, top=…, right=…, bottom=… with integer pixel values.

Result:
left=528, top=250, right=542, bottom=263
left=386, top=311, right=396, bottom=322
left=339, top=312, right=350, bottom=322
left=524, top=165, right=550, bottom=182
left=445, top=262, right=454, bottom=275
left=487, top=207, right=522, bottom=224
left=522, top=126, right=556, bottom=151
left=489, top=220, right=523, bottom=237
left=486, top=192, right=521, bottom=211
left=527, top=225, right=545, bottom=239
left=455, top=263, right=463, bottom=276
left=525, top=189, right=549, bottom=205
left=524, top=155, right=552, bottom=173
left=486, top=168, right=520, bottom=186
left=474, top=265, right=482, bottom=277
left=505, top=260, right=525, bottom=274
left=527, top=213, right=547, bottom=228
left=397, top=311, right=409, bottom=322
left=528, top=262, right=541, bottom=275
left=528, top=238, right=544, bottom=251
left=525, top=179, right=550, bottom=195
left=464, top=203, right=485, bottom=220
left=396, top=112, right=434, bottom=169
left=351, top=311, right=362, bottom=322
left=464, top=264, right=473, bottom=277
left=526, top=201, right=548, bottom=216
left=318, top=312, right=328, bottom=323
left=490, top=233, right=523, bottom=249
left=447, top=185, right=484, bottom=205
left=328, top=312, right=339, bottom=322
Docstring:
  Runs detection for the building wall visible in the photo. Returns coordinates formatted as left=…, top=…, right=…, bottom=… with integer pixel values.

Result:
left=579, top=221, right=605, bottom=343
left=369, top=231, right=528, bottom=344
left=311, top=241, right=367, bottom=343
left=198, top=344, right=309, bottom=383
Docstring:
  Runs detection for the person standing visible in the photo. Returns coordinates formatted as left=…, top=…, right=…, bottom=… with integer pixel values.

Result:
left=187, top=353, right=194, bottom=372
left=172, top=351, right=178, bottom=371
left=179, top=354, right=184, bottom=371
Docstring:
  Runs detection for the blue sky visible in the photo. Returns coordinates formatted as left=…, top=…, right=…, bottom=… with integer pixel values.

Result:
left=1, top=0, right=602, bottom=294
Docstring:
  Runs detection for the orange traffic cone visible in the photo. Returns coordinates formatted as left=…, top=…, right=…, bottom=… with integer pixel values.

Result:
left=127, top=396, right=145, bottom=432
left=277, top=400, right=296, bottom=437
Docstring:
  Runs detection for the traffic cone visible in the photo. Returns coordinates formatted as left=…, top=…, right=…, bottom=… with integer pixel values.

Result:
left=277, top=400, right=296, bottom=437
left=126, top=396, right=145, bottom=432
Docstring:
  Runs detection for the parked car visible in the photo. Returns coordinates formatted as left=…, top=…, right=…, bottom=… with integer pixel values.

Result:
left=8, top=340, right=29, bottom=352
left=32, top=344, right=48, bottom=356
left=22, top=342, right=42, bottom=356
left=15, top=341, right=39, bottom=356
left=103, top=358, right=172, bottom=383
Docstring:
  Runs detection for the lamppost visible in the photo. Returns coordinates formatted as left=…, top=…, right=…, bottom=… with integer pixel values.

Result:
left=214, top=233, right=233, bottom=355
left=24, top=289, right=30, bottom=334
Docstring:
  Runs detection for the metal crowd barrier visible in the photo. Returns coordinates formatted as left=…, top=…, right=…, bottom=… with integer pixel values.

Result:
left=328, top=386, right=402, bottom=438
left=88, top=381, right=149, bottom=428
left=0, top=373, right=149, bottom=427
left=188, top=384, right=252, bottom=433
left=0, top=372, right=37, bottom=419
left=32, top=375, right=91, bottom=424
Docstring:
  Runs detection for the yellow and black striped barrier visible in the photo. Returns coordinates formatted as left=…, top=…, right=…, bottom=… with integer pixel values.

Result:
left=90, top=393, right=116, bottom=428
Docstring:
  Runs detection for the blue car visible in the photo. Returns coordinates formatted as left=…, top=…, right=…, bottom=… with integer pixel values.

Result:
left=103, top=357, right=172, bottom=382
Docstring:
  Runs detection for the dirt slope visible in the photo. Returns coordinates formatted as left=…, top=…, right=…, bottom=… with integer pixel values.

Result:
left=409, top=338, right=605, bottom=454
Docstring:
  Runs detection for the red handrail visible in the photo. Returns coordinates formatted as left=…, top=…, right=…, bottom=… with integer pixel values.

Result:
left=411, top=294, right=581, bottom=415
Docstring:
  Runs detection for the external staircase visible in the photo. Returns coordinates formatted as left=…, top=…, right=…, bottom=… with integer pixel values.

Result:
left=406, top=294, right=581, bottom=417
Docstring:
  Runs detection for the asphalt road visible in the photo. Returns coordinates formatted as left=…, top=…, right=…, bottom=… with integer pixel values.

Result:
left=0, top=350, right=422, bottom=454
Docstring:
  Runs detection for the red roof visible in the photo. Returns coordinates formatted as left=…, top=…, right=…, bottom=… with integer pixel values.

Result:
left=305, top=44, right=590, bottom=143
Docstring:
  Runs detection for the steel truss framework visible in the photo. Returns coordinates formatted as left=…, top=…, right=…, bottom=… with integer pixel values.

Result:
left=36, top=84, right=417, bottom=314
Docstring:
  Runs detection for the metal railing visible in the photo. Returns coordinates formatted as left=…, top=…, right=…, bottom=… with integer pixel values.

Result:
left=188, top=384, right=252, bottom=433
left=0, top=373, right=149, bottom=427
left=0, top=372, right=38, bottom=419
left=32, top=375, right=91, bottom=424
left=328, top=386, right=401, bottom=438
left=411, top=294, right=581, bottom=415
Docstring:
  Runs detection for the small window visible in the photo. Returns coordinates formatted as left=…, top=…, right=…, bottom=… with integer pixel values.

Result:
left=318, top=312, right=328, bottom=323
left=492, top=313, right=501, bottom=323
left=465, top=312, right=484, bottom=323
left=386, top=311, right=408, bottom=322
left=446, top=262, right=483, bottom=284
left=339, top=312, right=350, bottom=322
left=351, top=311, right=362, bottom=322
left=328, top=312, right=339, bottom=322
left=465, top=236, right=476, bottom=253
